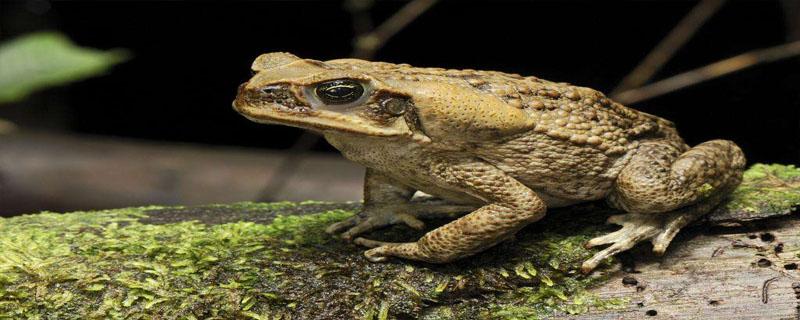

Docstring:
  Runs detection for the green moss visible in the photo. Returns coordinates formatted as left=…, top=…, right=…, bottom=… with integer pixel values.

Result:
left=0, top=203, right=355, bottom=319
left=0, top=201, right=623, bottom=319
left=743, top=163, right=800, bottom=180
left=724, top=164, right=800, bottom=214
left=262, top=208, right=353, bottom=245
left=698, top=183, right=715, bottom=198
left=482, top=226, right=626, bottom=319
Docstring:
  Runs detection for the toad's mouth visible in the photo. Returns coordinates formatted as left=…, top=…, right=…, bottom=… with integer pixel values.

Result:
left=231, top=98, right=409, bottom=138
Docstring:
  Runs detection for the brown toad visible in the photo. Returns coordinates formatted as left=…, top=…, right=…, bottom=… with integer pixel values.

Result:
left=233, top=52, right=745, bottom=272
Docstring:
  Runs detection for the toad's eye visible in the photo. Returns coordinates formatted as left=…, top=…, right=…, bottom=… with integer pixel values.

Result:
left=315, top=79, right=365, bottom=105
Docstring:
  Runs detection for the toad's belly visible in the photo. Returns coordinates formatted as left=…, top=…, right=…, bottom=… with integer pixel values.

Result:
left=474, top=133, right=636, bottom=203
left=527, top=188, right=587, bottom=208
left=386, top=172, right=485, bottom=205
left=386, top=171, right=590, bottom=209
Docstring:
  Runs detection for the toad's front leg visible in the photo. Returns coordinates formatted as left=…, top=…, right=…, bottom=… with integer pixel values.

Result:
left=326, top=169, right=477, bottom=240
left=355, top=159, right=547, bottom=263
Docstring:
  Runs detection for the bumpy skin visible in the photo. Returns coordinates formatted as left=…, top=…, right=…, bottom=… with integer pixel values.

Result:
left=233, top=52, right=745, bottom=273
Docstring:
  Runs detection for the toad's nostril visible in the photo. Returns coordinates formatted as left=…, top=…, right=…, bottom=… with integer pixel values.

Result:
left=259, top=85, right=289, bottom=98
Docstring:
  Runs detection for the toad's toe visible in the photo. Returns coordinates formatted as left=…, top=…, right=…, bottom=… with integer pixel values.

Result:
left=364, top=247, right=392, bottom=262
left=582, top=213, right=663, bottom=273
left=354, top=237, right=401, bottom=248
left=325, top=215, right=362, bottom=234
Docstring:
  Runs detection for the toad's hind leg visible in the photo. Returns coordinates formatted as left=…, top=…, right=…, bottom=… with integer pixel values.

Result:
left=357, top=160, right=547, bottom=263
left=581, top=140, right=745, bottom=273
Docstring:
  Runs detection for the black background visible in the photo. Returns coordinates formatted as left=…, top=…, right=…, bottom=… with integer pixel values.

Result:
left=1, top=0, right=798, bottom=164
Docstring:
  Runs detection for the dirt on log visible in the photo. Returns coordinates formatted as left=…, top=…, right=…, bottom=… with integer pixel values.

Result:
left=0, top=164, right=799, bottom=319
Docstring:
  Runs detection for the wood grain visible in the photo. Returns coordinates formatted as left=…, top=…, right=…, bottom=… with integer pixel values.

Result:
left=575, top=218, right=800, bottom=319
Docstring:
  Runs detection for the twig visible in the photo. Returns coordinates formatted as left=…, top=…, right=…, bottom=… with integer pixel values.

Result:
left=762, top=276, right=780, bottom=304
left=613, top=40, right=800, bottom=105
left=255, top=131, right=320, bottom=201
left=257, top=0, right=377, bottom=202
left=255, top=1, right=438, bottom=202
left=344, top=0, right=375, bottom=37
left=610, top=0, right=727, bottom=96
left=352, top=0, right=439, bottom=59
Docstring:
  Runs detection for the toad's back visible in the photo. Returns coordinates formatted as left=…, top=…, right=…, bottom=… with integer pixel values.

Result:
left=327, top=58, right=680, bottom=155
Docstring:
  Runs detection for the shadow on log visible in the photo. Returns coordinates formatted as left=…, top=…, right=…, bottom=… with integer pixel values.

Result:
left=0, top=164, right=798, bottom=319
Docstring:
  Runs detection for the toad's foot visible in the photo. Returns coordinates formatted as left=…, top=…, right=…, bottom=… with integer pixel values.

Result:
left=581, top=214, right=663, bottom=273
left=582, top=191, right=730, bottom=273
left=355, top=232, right=519, bottom=263
left=326, top=209, right=424, bottom=241
left=325, top=203, right=475, bottom=241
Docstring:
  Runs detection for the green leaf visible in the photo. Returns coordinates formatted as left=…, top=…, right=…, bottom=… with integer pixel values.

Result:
left=0, top=31, right=129, bottom=104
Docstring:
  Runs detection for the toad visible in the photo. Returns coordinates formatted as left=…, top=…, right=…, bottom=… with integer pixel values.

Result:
left=233, top=52, right=745, bottom=272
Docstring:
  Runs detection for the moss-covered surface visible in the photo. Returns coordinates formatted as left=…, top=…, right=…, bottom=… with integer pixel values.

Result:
left=708, top=163, right=800, bottom=224
left=1, top=163, right=798, bottom=319
left=0, top=201, right=623, bottom=319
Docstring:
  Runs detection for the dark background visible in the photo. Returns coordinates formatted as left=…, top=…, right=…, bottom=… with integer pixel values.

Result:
left=1, top=0, right=798, bottom=163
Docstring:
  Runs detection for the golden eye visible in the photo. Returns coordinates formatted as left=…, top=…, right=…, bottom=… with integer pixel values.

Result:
left=315, top=79, right=365, bottom=105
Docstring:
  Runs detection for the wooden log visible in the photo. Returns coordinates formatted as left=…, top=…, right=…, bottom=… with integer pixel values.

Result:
left=0, top=164, right=798, bottom=319
left=577, top=218, right=800, bottom=319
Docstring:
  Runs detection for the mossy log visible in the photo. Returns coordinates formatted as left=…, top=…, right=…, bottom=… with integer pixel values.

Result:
left=1, top=164, right=799, bottom=319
